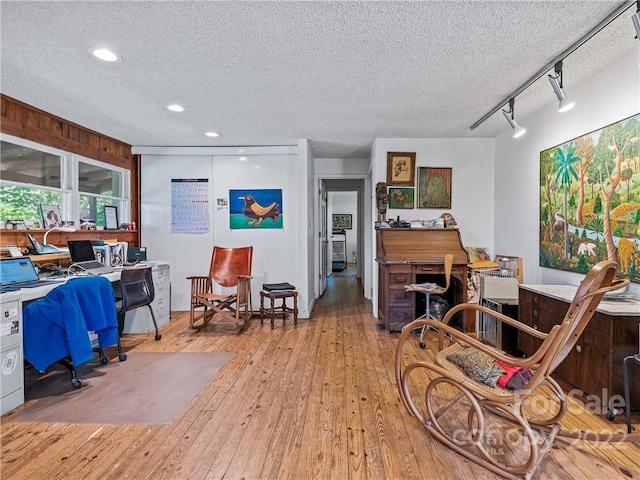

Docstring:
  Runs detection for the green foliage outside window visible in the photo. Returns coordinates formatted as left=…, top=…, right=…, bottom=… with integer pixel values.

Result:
left=0, top=185, right=61, bottom=222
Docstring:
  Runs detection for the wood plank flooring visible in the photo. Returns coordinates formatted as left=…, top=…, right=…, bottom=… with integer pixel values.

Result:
left=2, top=272, right=639, bottom=479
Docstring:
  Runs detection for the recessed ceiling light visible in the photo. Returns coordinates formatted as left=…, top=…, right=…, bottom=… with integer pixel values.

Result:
left=239, top=156, right=248, bottom=161
left=204, top=131, right=220, bottom=137
left=165, top=104, right=185, bottom=112
left=89, top=48, right=121, bottom=62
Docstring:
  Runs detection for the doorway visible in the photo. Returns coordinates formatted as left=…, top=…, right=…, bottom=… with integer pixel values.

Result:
left=318, top=178, right=365, bottom=297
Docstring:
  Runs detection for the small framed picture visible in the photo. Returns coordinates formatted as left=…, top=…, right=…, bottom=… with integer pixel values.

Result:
left=104, top=206, right=119, bottom=230
left=24, top=219, right=42, bottom=230
left=332, top=214, right=352, bottom=230
left=386, top=152, right=416, bottom=186
left=388, top=187, right=415, bottom=209
left=40, top=204, right=63, bottom=228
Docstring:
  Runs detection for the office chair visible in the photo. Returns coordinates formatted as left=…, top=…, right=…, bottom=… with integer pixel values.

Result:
left=116, top=266, right=162, bottom=343
left=22, top=276, right=124, bottom=389
left=404, top=253, right=454, bottom=348
left=187, top=246, right=253, bottom=330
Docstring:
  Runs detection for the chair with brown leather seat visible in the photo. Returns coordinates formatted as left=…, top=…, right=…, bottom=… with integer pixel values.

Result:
left=187, top=246, right=253, bottom=330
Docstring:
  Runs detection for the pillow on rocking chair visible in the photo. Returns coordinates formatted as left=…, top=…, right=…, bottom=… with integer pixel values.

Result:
left=447, top=345, right=506, bottom=387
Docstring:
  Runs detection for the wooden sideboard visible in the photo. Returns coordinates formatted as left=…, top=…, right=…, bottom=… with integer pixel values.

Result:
left=518, top=285, right=640, bottom=408
left=376, top=228, right=469, bottom=333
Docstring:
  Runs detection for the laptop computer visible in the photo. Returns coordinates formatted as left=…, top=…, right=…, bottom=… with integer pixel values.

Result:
left=0, top=257, right=66, bottom=292
left=67, top=240, right=119, bottom=275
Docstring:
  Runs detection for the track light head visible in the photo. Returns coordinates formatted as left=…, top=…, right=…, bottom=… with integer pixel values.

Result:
left=502, top=99, right=526, bottom=138
left=633, top=11, right=640, bottom=40
left=548, top=61, right=575, bottom=113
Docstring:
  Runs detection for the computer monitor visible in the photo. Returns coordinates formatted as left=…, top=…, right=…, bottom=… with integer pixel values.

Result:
left=67, top=240, right=98, bottom=263
left=127, top=247, right=147, bottom=262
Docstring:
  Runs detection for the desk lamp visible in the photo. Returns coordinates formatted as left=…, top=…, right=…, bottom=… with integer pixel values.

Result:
left=43, top=226, right=76, bottom=247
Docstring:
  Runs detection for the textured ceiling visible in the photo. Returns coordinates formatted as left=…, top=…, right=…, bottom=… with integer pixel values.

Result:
left=1, top=1, right=638, bottom=159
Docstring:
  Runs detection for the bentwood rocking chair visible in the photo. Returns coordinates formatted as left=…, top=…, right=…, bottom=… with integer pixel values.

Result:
left=187, top=246, right=253, bottom=331
left=396, top=260, right=633, bottom=480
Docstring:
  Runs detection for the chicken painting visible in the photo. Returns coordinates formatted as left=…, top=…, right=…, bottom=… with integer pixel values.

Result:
left=240, top=194, right=280, bottom=227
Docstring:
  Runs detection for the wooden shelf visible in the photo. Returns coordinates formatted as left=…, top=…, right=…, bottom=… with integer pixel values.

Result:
left=0, top=229, right=138, bottom=250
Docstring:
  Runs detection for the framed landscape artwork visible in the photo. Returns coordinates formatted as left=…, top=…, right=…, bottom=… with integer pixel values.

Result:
left=386, top=152, right=416, bottom=186
left=539, top=113, right=640, bottom=282
left=417, top=167, right=452, bottom=208
left=332, top=214, right=352, bottom=230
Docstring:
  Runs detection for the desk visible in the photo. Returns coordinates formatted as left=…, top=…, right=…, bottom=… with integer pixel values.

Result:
left=0, top=261, right=170, bottom=414
left=518, top=284, right=640, bottom=408
left=376, top=228, right=469, bottom=333
left=18, top=263, right=170, bottom=334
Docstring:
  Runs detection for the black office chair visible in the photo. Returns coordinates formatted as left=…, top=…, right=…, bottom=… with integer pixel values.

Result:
left=116, top=266, right=162, bottom=342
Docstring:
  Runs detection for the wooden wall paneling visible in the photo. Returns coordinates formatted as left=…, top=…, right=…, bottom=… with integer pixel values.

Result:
left=0, top=94, right=140, bottom=245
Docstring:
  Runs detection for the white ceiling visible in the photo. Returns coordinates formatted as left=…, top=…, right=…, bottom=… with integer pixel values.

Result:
left=1, top=1, right=638, bottom=159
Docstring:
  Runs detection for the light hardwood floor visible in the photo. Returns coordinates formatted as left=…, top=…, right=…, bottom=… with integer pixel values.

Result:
left=2, top=272, right=639, bottom=480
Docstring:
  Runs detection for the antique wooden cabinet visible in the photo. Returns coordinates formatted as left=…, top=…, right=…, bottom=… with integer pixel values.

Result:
left=518, top=285, right=640, bottom=408
left=376, top=228, right=469, bottom=333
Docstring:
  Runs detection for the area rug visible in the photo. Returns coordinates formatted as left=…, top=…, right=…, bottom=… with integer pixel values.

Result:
left=10, top=351, right=234, bottom=425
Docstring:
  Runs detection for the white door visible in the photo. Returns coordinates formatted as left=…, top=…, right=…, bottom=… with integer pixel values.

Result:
left=319, top=183, right=328, bottom=295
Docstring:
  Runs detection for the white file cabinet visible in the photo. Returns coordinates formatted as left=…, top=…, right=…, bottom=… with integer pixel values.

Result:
left=123, top=262, right=171, bottom=334
left=1, top=291, right=24, bottom=415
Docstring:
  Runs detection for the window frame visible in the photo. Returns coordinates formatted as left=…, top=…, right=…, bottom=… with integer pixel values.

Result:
left=0, top=133, right=130, bottom=227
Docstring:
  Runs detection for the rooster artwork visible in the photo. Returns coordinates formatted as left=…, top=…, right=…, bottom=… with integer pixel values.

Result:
left=229, top=189, right=283, bottom=229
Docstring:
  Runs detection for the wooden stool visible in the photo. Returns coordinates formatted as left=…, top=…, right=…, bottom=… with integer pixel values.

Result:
left=260, top=290, right=298, bottom=329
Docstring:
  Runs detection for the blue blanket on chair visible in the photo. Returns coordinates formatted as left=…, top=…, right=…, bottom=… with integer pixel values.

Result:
left=23, top=276, right=119, bottom=371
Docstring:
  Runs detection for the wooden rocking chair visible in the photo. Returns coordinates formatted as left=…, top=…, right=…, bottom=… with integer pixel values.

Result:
left=187, top=246, right=253, bottom=330
left=395, top=260, right=634, bottom=480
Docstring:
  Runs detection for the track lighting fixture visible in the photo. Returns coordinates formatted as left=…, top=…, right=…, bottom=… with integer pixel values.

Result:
left=502, top=98, right=526, bottom=138
left=548, top=61, right=575, bottom=113
left=470, top=1, right=634, bottom=132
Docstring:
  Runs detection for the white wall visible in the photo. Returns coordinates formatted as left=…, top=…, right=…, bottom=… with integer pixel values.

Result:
left=494, top=49, right=640, bottom=295
left=138, top=145, right=314, bottom=317
left=370, top=138, right=496, bottom=316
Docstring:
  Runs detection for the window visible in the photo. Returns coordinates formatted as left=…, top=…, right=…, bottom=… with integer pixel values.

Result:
left=0, top=135, right=130, bottom=228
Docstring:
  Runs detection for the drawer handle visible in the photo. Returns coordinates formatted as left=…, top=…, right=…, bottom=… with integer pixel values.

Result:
left=533, top=324, right=538, bottom=330
left=575, top=345, right=582, bottom=353
left=534, top=296, right=539, bottom=303
left=533, top=311, right=538, bottom=317
left=419, top=267, right=435, bottom=272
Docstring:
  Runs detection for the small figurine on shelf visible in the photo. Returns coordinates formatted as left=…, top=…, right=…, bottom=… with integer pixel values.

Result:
left=440, top=212, right=457, bottom=228
left=376, top=182, right=389, bottom=222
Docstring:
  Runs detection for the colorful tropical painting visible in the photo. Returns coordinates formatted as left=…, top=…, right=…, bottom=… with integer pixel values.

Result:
left=539, top=113, right=640, bottom=281
left=230, top=189, right=283, bottom=229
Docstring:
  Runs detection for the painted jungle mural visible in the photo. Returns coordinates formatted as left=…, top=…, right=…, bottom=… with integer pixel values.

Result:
left=539, top=113, right=640, bottom=282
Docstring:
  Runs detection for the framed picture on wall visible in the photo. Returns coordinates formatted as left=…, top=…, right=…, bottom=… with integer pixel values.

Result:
left=386, top=152, right=416, bottom=186
left=229, top=189, right=283, bottom=229
left=332, top=214, right=352, bottom=230
left=417, top=167, right=452, bottom=208
left=388, top=187, right=414, bottom=209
